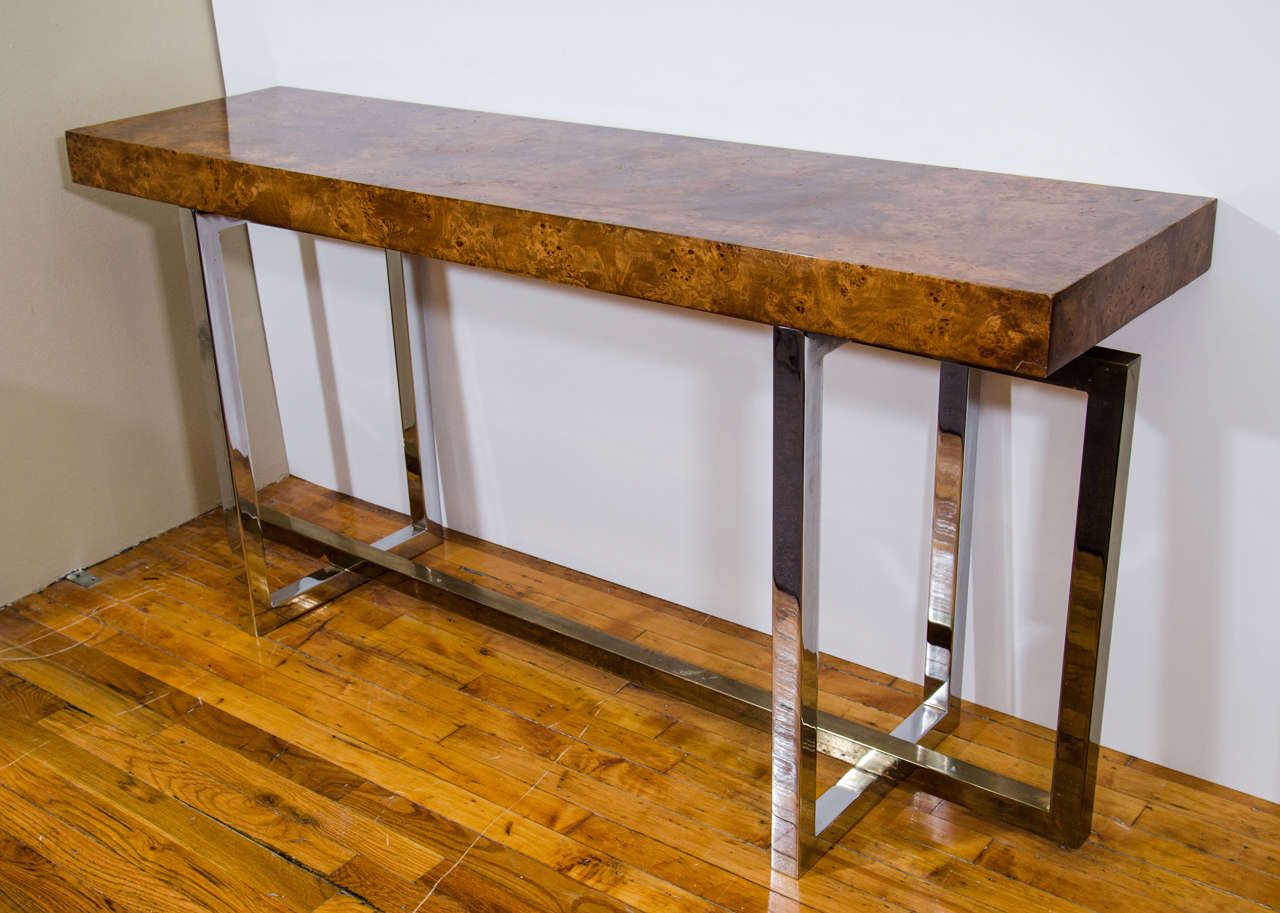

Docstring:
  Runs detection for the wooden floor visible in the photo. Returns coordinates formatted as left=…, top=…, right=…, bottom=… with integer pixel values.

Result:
left=0, top=479, right=1276, bottom=913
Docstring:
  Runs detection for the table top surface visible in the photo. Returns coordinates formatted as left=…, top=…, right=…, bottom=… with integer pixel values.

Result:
left=66, top=87, right=1215, bottom=376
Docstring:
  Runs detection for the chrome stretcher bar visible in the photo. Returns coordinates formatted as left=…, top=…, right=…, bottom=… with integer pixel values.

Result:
left=183, top=210, right=1138, bottom=876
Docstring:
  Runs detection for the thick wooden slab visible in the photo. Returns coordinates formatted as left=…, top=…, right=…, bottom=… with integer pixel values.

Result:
left=66, top=87, right=1214, bottom=376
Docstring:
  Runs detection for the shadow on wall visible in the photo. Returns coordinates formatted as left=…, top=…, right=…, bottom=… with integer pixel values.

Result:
left=818, top=343, right=938, bottom=682
left=61, top=142, right=287, bottom=509
left=955, top=202, right=1280, bottom=798
left=965, top=373, right=1020, bottom=716
left=57, top=139, right=222, bottom=512
left=401, top=253, right=768, bottom=625
left=298, top=234, right=352, bottom=495
left=405, top=255, right=475, bottom=532
left=1108, top=202, right=1280, bottom=796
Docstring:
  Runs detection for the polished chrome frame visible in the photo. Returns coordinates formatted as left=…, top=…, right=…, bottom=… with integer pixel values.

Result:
left=183, top=212, right=444, bottom=632
left=769, top=331, right=987, bottom=874
left=185, top=208, right=1139, bottom=874
left=769, top=328, right=1138, bottom=872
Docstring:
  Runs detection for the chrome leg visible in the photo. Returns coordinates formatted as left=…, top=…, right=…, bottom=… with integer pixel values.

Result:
left=179, top=212, right=237, bottom=543
left=183, top=210, right=268, bottom=633
left=1045, top=350, right=1139, bottom=846
left=770, top=327, right=844, bottom=876
left=771, top=331, right=971, bottom=874
left=386, top=250, right=444, bottom=546
left=921, top=363, right=979, bottom=734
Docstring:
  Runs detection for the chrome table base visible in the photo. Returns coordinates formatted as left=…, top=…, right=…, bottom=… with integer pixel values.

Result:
left=769, top=328, right=1138, bottom=873
left=184, top=210, right=1139, bottom=875
left=182, top=212, right=444, bottom=632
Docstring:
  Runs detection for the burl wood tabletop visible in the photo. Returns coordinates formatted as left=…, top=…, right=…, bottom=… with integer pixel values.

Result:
left=66, top=87, right=1214, bottom=376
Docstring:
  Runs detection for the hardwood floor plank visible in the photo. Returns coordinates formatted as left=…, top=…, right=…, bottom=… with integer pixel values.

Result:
left=441, top=727, right=1030, bottom=913
left=0, top=714, right=336, bottom=912
left=0, top=830, right=124, bottom=913
left=154, top=723, right=451, bottom=881
left=266, top=609, right=722, bottom=811
left=0, top=607, right=203, bottom=722
left=568, top=813, right=817, bottom=913
left=425, top=539, right=926, bottom=728
left=0, top=881, right=58, bottom=913
left=1091, top=816, right=1280, bottom=907
left=46, top=709, right=445, bottom=884
left=15, top=599, right=718, bottom=909
left=442, top=722, right=771, bottom=844
left=1127, top=757, right=1280, bottom=817
left=1100, top=760, right=1280, bottom=846
left=938, top=735, right=1147, bottom=824
left=932, top=800, right=1274, bottom=913
left=325, top=853, right=450, bottom=913
left=416, top=542, right=651, bottom=639
left=0, top=609, right=167, bottom=738
left=309, top=895, right=383, bottom=913
left=340, top=783, right=728, bottom=913
left=280, top=608, right=480, bottom=687
left=38, top=711, right=358, bottom=877
left=0, top=763, right=283, bottom=913
left=1132, top=804, right=1280, bottom=876
left=0, top=670, right=67, bottom=724
left=382, top=612, right=628, bottom=703
left=974, top=840, right=1180, bottom=913
left=338, top=783, right=636, bottom=913
left=176, top=700, right=365, bottom=801
left=91, top=597, right=462, bottom=748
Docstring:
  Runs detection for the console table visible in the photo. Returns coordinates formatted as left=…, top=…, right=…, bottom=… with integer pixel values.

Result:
left=66, top=87, right=1215, bottom=876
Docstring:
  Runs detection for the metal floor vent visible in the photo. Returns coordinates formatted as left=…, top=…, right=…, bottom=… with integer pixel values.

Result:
left=65, top=569, right=101, bottom=588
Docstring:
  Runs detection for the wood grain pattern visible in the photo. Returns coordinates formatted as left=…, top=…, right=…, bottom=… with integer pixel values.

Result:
left=65, top=87, right=1215, bottom=376
left=0, top=477, right=1276, bottom=913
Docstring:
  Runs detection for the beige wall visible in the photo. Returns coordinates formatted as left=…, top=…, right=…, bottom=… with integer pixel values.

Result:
left=1, top=1, right=283, bottom=605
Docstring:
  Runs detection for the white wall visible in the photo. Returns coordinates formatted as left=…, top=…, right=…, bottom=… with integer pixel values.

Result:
left=211, top=0, right=1280, bottom=802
